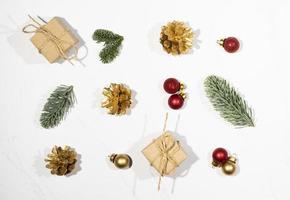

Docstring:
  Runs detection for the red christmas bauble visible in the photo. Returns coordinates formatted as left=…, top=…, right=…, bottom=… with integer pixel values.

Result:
left=212, top=148, right=228, bottom=164
left=168, top=94, right=184, bottom=109
left=223, top=37, right=240, bottom=53
left=163, top=78, right=180, bottom=94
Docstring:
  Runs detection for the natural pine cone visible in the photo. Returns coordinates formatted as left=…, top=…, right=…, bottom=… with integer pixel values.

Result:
left=45, top=146, right=77, bottom=176
left=102, top=83, right=132, bottom=115
left=160, top=21, right=194, bottom=55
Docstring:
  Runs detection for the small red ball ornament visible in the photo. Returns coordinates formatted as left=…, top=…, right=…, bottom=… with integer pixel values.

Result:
left=168, top=94, right=184, bottom=109
left=218, top=37, right=240, bottom=53
left=212, top=148, right=228, bottom=164
left=163, top=78, right=181, bottom=94
left=163, top=78, right=186, bottom=110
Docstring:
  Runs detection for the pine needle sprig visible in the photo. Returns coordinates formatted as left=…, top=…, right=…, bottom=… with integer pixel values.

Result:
left=40, top=85, right=76, bottom=129
left=204, top=75, right=255, bottom=128
left=92, top=29, right=122, bottom=44
left=92, top=29, right=124, bottom=63
left=99, top=39, right=123, bottom=64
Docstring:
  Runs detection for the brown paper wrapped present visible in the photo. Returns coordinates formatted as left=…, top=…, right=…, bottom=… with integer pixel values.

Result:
left=142, top=132, right=187, bottom=176
left=142, top=114, right=187, bottom=191
left=23, top=15, right=78, bottom=64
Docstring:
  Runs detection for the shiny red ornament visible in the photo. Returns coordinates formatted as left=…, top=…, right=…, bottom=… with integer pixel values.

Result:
left=168, top=94, right=184, bottom=109
left=212, top=148, right=228, bottom=164
left=163, top=78, right=181, bottom=94
left=218, top=37, right=240, bottom=53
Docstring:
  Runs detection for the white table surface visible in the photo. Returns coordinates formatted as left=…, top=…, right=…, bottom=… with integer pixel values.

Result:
left=1, top=0, right=290, bottom=199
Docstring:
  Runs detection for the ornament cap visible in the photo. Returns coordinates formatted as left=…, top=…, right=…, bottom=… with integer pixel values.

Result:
left=109, top=154, right=117, bottom=162
left=212, top=160, right=220, bottom=168
left=227, top=156, right=237, bottom=164
left=180, top=83, right=185, bottom=90
left=179, top=92, right=186, bottom=99
left=217, top=39, right=224, bottom=46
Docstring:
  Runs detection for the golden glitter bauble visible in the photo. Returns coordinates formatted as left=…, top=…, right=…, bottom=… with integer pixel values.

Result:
left=221, top=156, right=237, bottom=175
left=45, top=146, right=77, bottom=176
left=160, top=21, right=194, bottom=55
left=102, top=83, right=132, bottom=115
left=109, top=154, right=132, bottom=169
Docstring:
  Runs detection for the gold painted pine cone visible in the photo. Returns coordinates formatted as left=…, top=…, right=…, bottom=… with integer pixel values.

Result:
left=45, top=146, right=77, bottom=176
left=160, top=21, right=194, bottom=55
left=102, top=83, right=132, bottom=115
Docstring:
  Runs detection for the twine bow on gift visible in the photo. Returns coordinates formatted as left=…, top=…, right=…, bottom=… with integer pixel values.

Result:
left=150, top=113, right=181, bottom=191
left=22, top=15, right=78, bottom=65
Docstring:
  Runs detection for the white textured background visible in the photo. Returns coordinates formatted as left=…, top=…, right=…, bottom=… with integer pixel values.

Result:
left=1, top=0, right=290, bottom=199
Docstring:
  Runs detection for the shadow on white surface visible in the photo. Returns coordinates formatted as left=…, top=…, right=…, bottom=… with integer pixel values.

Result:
left=105, top=155, right=117, bottom=170
left=33, top=148, right=51, bottom=177
left=66, top=153, right=82, bottom=177
left=7, top=23, right=46, bottom=64
left=147, top=22, right=163, bottom=55
left=55, top=17, right=88, bottom=67
left=169, top=132, right=199, bottom=193
left=126, top=88, right=138, bottom=116
left=3, top=151, right=47, bottom=200
left=237, top=38, right=243, bottom=52
left=192, top=29, right=202, bottom=50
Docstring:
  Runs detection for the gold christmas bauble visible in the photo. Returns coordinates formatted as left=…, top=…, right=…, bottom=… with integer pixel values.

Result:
left=222, top=162, right=235, bottom=175
left=109, top=154, right=132, bottom=169
left=221, top=156, right=237, bottom=175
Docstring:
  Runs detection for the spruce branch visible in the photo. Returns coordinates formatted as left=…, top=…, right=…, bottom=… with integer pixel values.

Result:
left=99, top=39, right=123, bottom=64
left=40, top=85, right=76, bottom=129
left=92, top=29, right=123, bottom=63
left=92, top=29, right=122, bottom=44
left=204, top=75, right=255, bottom=128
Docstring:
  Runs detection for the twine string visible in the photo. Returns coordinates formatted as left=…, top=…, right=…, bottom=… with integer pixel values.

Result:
left=149, top=113, right=180, bottom=191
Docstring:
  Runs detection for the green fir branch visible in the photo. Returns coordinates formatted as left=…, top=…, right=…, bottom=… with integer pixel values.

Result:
left=40, top=85, right=76, bottom=129
left=204, top=75, right=255, bottom=128
left=92, top=29, right=124, bottom=64
left=92, top=29, right=122, bottom=44
left=99, top=39, right=123, bottom=64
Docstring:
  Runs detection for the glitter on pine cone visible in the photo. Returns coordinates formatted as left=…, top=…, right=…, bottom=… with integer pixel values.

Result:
left=45, top=146, right=77, bottom=176
left=102, top=83, right=132, bottom=115
left=160, top=21, right=194, bottom=55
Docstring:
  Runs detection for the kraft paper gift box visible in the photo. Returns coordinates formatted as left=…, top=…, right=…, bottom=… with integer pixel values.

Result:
left=24, top=16, right=78, bottom=63
left=142, top=131, right=187, bottom=176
